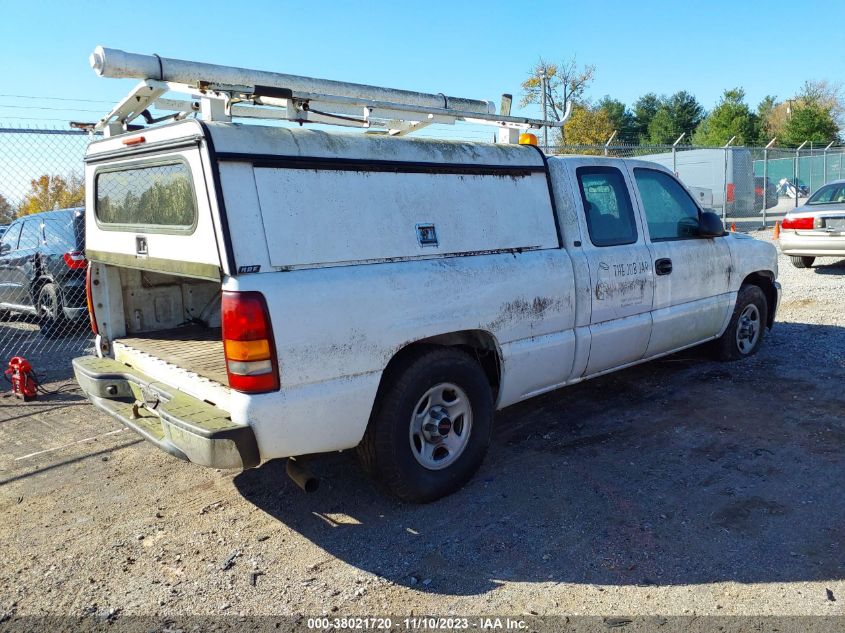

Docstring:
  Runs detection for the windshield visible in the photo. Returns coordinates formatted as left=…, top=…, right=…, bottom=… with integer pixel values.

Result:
left=807, top=183, right=845, bottom=205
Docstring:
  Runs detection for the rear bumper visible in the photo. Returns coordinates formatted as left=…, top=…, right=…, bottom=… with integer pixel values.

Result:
left=63, top=306, right=88, bottom=321
left=779, top=232, right=845, bottom=257
left=73, top=355, right=259, bottom=469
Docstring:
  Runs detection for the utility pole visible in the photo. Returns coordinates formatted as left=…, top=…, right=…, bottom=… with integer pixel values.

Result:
left=541, top=72, right=548, bottom=150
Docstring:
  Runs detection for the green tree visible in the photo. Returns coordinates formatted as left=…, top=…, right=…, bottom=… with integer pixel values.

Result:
left=650, top=91, right=704, bottom=144
left=632, top=93, right=661, bottom=142
left=692, top=88, right=760, bottom=146
left=595, top=96, right=636, bottom=141
left=756, top=95, right=779, bottom=143
left=561, top=105, right=615, bottom=147
left=781, top=102, right=840, bottom=146
left=0, top=193, right=14, bottom=223
left=521, top=56, right=596, bottom=142
left=18, top=174, right=85, bottom=216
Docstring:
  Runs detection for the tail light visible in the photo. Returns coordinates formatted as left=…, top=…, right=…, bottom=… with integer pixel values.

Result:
left=727, top=183, right=735, bottom=203
left=63, top=250, right=87, bottom=269
left=222, top=291, right=279, bottom=393
left=86, top=263, right=98, bottom=335
left=781, top=216, right=817, bottom=230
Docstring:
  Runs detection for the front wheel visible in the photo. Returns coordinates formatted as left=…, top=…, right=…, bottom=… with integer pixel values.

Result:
left=714, top=285, right=768, bottom=361
left=357, top=347, right=493, bottom=503
left=790, top=256, right=815, bottom=269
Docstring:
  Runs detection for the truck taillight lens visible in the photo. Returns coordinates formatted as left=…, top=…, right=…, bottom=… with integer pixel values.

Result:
left=781, top=216, right=815, bottom=230
left=64, top=250, right=87, bottom=269
left=86, top=263, right=98, bottom=335
left=222, top=291, right=279, bottom=393
left=727, top=183, right=735, bottom=203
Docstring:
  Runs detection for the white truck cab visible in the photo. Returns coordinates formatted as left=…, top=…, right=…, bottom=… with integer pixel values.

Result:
left=73, top=49, right=781, bottom=501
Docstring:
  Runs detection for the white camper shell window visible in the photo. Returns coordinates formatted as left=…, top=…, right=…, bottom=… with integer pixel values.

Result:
left=95, top=160, right=198, bottom=233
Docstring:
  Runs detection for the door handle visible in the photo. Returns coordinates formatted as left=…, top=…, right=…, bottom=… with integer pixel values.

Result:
left=655, top=258, right=673, bottom=275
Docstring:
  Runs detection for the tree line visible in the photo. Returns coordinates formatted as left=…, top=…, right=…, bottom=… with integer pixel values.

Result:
left=0, top=175, right=85, bottom=224
left=521, top=58, right=842, bottom=148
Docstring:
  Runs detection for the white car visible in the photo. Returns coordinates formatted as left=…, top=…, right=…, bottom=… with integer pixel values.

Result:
left=779, top=179, right=845, bottom=268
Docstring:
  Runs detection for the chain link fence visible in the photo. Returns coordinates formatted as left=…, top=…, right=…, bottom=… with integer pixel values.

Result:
left=2, top=125, right=845, bottom=377
left=545, top=142, right=845, bottom=229
left=0, top=127, right=95, bottom=376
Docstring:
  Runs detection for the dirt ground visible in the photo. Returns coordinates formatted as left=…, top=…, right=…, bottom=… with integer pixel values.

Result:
left=1, top=236, right=843, bottom=625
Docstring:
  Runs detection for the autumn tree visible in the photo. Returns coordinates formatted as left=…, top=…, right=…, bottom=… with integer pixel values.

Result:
left=521, top=56, right=596, bottom=142
left=562, top=105, right=615, bottom=148
left=18, top=174, right=84, bottom=216
left=692, top=88, right=760, bottom=146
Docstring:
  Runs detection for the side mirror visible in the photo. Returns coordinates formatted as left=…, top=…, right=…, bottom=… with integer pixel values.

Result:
left=0, top=243, right=10, bottom=255
left=699, top=211, right=725, bottom=238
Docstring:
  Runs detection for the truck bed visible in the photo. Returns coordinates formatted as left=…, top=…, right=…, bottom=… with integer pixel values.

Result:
left=116, top=325, right=228, bottom=386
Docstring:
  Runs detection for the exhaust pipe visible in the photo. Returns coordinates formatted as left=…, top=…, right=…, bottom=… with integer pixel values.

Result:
left=286, top=458, right=319, bottom=493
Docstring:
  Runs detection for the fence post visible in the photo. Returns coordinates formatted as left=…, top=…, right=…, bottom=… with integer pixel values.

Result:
left=795, top=141, right=807, bottom=208
left=604, top=130, right=617, bottom=157
left=722, top=136, right=736, bottom=220
left=672, top=132, right=685, bottom=175
left=823, top=141, right=834, bottom=187
left=763, top=138, right=776, bottom=228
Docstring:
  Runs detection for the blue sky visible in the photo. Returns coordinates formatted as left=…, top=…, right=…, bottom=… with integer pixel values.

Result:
left=0, top=0, right=841, bottom=129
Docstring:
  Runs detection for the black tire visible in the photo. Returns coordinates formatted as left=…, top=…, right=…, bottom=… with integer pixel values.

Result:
left=790, top=255, right=815, bottom=269
left=36, top=282, right=66, bottom=339
left=714, top=284, right=768, bottom=362
left=357, top=347, right=493, bottom=503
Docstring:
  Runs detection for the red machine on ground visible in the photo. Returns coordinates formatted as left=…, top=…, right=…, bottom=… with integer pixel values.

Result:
left=5, top=357, right=38, bottom=401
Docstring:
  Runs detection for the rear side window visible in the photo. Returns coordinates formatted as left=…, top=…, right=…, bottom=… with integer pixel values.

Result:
left=43, top=213, right=83, bottom=251
left=634, top=169, right=701, bottom=241
left=95, top=160, right=196, bottom=231
left=576, top=166, right=638, bottom=247
left=18, top=220, right=42, bottom=250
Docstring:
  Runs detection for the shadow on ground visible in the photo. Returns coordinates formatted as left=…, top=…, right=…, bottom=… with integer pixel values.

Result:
left=812, top=258, right=845, bottom=275
left=234, top=322, right=845, bottom=596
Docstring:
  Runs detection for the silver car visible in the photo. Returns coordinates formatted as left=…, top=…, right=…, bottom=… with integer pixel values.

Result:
left=779, top=179, right=845, bottom=268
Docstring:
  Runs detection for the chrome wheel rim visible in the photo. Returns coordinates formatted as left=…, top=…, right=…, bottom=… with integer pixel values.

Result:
left=736, top=304, right=760, bottom=354
left=409, top=382, right=472, bottom=470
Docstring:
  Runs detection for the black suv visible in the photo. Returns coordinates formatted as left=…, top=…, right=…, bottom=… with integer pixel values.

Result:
left=0, top=208, right=87, bottom=337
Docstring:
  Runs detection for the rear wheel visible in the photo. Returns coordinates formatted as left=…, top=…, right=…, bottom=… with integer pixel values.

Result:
left=36, top=283, right=66, bottom=339
left=714, top=284, right=768, bottom=361
left=790, top=256, right=815, bottom=269
left=357, top=347, right=493, bottom=503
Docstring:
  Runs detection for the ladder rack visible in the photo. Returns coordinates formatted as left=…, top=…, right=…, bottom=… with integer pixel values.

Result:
left=89, top=47, right=571, bottom=142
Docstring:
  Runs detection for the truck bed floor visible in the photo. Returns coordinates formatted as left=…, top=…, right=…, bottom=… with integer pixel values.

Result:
left=116, top=326, right=228, bottom=386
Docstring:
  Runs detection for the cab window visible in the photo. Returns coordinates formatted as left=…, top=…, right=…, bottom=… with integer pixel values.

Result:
left=576, top=166, right=638, bottom=247
left=634, top=169, right=700, bottom=241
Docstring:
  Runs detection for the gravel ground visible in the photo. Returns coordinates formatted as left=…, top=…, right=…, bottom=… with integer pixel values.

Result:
left=0, top=235, right=843, bottom=625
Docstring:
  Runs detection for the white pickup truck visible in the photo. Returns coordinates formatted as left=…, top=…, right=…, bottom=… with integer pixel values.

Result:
left=73, top=50, right=781, bottom=502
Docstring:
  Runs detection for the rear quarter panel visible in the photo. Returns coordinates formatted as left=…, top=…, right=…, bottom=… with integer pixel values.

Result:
left=225, top=250, right=577, bottom=458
